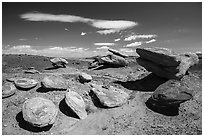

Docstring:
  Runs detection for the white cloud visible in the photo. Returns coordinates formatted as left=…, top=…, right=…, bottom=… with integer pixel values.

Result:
left=94, top=43, right=115, bottom=46
left=96, top=46, right=110, bottom=50
left=114, top=38, right=121, bottom=42
left=20, top=12, right=138, bottom=35
left=146, top=39, right=156, bottom=44
left=124, top=34, right=157, bottom=41
left=124, top=41, right=143, bottom=47
left=119, top=48, right=134, bottom=53
left=81, top=32, right=86, bottom=36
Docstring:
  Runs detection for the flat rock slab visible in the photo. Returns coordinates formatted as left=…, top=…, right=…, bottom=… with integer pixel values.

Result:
left=14, top=78, right=38, bottom=89
left=65, top=90, right=87, bottom=119
left=90, top=84, right=129, bottom=108
left=22, top=97, right=58, bottom=127
left=41, top=75, right=68, bottom=90
left=108, top=48, right=129, bottom=58
left=2, top=82, right=16, bottom=98
left=151, top=79, right=194, bottom=107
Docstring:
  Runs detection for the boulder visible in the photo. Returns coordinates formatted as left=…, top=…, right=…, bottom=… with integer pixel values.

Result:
left=50, top=57, right=68, bottom=67
left=90, top=84, right=129, bottom=108
left=78, top=72, right=92, bottom=83
left=108, top=48, right=129, bottom=58
left=22, top=97, right=58, bottom=127
left=101, top=54, right=128, bottom=67
left=2, top=82, right=16, bottom=98
left=65, top=90, right=87, bottom=119
left=151, top=80, right=194, bottom=107
left=14, top=78, right=38, bottom=89
left=41, top=75, right=68, bottom=90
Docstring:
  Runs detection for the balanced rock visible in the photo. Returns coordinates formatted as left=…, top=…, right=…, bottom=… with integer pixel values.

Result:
left=2, top=82, right=16, bottom=98
left=65, top=90, right=87, bottom=119
left=41, top=75, right=68, bottom=90
left=50, top=57, right=68, bottom=68
left=90, top=84, right=129, bottom=108
left=108, top=48, right=129, bottom=58
left=151, top=79, right=194, bottom=107
left=78, top=72, right=92, bottom=83
left=14, top=78, right=38, bottom=89
left=22, top=97, right=58, bottom=127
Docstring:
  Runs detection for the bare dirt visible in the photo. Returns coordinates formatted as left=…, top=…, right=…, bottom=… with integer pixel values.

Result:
left=2, top=54, right=202, bottom=135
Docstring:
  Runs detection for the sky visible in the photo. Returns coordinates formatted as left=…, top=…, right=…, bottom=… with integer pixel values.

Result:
left=2, top=2, right=202, bottom=58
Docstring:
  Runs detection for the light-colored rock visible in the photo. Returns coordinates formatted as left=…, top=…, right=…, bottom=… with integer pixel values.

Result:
left=101, top=54, right=128, bottom=67
left=65, top=90, right=87, bottom=119
left=78, top=72, right=92, bottom=83
left=24, top=69, right=40, bottom=74
left=41, top=75, right=68, bottom=90
left=22, top=97, right=58, bottom=127
left=90, top=84, right=129, bottom=107
left=50, top=57, right=68, bottom=67
left=14, top=78, right=38, bottom=89
left=108, top=48, right=129, bottom=58
left=2, top=82, right=16, bottom=98
left=151, top=79, right=193, bottom=106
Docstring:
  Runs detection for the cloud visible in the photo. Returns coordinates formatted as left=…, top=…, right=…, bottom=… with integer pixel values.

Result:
left=146, top=39, right=156, bottom=44
left=119, top=48, right=134, bottom=53
left=94, top=43, right=115, bottom=46
left=124, top=34, right=157, bottom=41
left=114, top=38, right=121, bottom=42
left=124, top=41, right=143, bottom=47
left=96, top=46, right=110, bottom=50
left=81, top=32, right=86, bottom=36
left=20, top=12, right=138, bottom=35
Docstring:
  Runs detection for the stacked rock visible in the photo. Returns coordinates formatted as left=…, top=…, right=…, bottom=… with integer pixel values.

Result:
left=136, top=47, right=199, bottom=80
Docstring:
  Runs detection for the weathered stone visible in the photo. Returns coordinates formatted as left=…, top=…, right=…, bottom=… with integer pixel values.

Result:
left=101, top=54, right=128, bottom=67
left=50, top=57, right=68, bottom=67
left=78, top=72, right=92, bottom=83
left=136, top=47, right=180, bottom=66
left=151, top=80, right=193, bottom=106
left=2, top=82, right=16, bottom=98
left=108, top=48, right=129, bottom=58
left=41, top=75, right=68, bottom=90
left=22, top=97, right=58, bottom=127
left=24, top=69, right=40, bottom=74
left=14, top=78, right=38, bottom=89
left=90, top=84, right=129, bottom=108
left=65, top=90, right=87, bottom=119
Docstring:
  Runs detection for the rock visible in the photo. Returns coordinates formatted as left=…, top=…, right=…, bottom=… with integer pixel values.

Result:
left=101, top=54, right=128, bottom=67
left=28, top=67, right=35, bottom=70
left=41, top=75, right=68, bottom=90
left=151, top=79, right=194, bottom=107
left=22, top=97, right=58, bottom=127
left=24, top=69, right=40, bottom=74
left=64, top=90, right=87, bottom=119
left=108, top=48, right=129, bottom=58
left=6, top=77, right=22, bottom=82
left=50, top=57, right=68, bottom=68
left=78, top=72, right=92, bottom=83
left=90, top=84, right=129, bottom=107
left=14, top=78, right=38, bottom=89
left=136, top=47, right=180, bottom=66
left=2, top=82, right=16, bottom=98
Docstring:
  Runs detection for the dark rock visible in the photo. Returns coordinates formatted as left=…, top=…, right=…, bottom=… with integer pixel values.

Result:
left=2, top=82, right=16, bottom=98
left=22, top=97, right=58, bottom=127
left=14, top=78, right=38, bottom=89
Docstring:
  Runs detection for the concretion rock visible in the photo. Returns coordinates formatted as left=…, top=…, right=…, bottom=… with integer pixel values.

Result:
left=136, top=47, right=180, bottom=66
left=151, top=80, right=194, bottom=107
left=2, top=82, right=16, bottom=98
left=41, top=75, right=68, bottom=90
left=108, top=48, right=129, bottom=58
left=14, top=78, right=38, bottom=89
left=65, top=90, right=87, bottom=119
left=90, top=84, right=129, bottom=108
left=50, top=57, right=68, bottom=67
left=78, top=72, right=92, bottom=83
left=101, top=54, right=128, bottom=67
left=22, top=97, right=58, bottom=127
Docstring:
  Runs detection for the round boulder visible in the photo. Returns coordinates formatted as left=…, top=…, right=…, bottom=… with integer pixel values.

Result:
left=50, top=57, right=68, bottom=67
left=2, top=82, right=16, bottom=98
left=22, top=97, right=58, bottom=127
left=14, top=78, right=38, bottom=89
left=78, top=72, right=92, bottom=83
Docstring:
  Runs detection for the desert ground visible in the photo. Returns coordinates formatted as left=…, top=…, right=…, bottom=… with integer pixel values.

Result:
left=2, top=54, right=202, bottom=135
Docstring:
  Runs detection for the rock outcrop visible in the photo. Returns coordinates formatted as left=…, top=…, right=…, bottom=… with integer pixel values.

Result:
left=90, top=84, right=129, bottom=108
left=64, top=90, right=87, bottom=119
left=50, top=57, right=68, bottom=68
left=2, top=82, right=16, bottom=98
left=22, top=97, right=58, bottom=127
left=41, top=75, right=68, bottom=90
left=14, top=78, right=38, bottom=89
left=136, top=47, right=199, bottom=79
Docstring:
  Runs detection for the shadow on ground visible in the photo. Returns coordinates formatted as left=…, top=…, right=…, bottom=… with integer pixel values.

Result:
left=114, top=73, right=168, bottom=92
left=16, top=111, right=52, bottom=132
